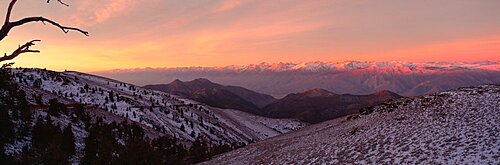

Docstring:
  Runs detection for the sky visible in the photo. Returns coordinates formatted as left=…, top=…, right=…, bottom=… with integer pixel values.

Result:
left=0, top=0, right=499, bottom=72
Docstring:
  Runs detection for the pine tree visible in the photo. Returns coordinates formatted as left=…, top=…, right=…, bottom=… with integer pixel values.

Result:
left=48, top=99, right=67, bottom=117
left=84, top=83, right=89, bottom=91
left=0, top=108, right=14, bottom=151
left=82, top=121, right=118, bottom=165
left=180, top=124, right=185, bottom=132
left=189, top=136, right=209, bottom=163
left=62, top=124, right=76, bottom=156
left=108, top=91, right=115, bottom=102
left=33, top=79, right=42, bottom=88
left=30, top=116, right=69, bottom=165
left=152, top=136, right=186, bottom=164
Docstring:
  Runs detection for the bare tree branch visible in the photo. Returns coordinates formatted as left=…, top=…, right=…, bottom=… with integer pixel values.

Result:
left=0, top=40, right=41, bottom=62
left=10, top=17, right=89, bottom=36
left=1, top=62, right=15, bottom=68
left=1, top=0, right=88, bottom=40
left=47, top=0, right=69, bottom=7
left=0, top=16, right=89, bottom=41
left=0, top=0, right=88, bottom=63
left=4, top=0, right=17, bottom=24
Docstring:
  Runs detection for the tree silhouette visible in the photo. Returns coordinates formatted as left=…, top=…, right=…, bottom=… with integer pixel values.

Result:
left=0, top=0, right=88, bottom=64
left=61, top=123, right=76, bottom=157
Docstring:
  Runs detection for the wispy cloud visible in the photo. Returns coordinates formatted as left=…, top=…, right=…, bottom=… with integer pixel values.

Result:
left=67, top=0, right=137, bottom=26
left=212, top=0, right=250, bottom=13
left=94, top=0, right=136, bottom=23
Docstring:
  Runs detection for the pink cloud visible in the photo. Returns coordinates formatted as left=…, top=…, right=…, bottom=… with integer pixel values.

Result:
left=212, top=0, right=250, bottom=13
left=67, top=0, right=137, bottom=26
left=94, top=0, right=136, bottom=23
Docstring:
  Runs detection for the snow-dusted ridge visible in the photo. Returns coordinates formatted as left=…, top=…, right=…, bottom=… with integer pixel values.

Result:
left=98, top=61, right=500, bottom=73
left=203, top=83, right=500, bottom=164
left=10, top=68, right=306, bottom=145
left=95, top=61, right=500, bottom=98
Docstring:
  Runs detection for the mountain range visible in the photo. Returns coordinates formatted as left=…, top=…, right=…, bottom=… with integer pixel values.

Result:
left=95, top=61, right=500, bottom=98
left=143, top=79, right=401, bottom=123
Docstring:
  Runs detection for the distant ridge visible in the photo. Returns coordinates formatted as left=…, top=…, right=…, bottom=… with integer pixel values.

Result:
left=95, top=61, right=500, bottom=98
left=144, top=78, right=276, bottom=115
left=97, top=61, right=500, bottom=73
left=262, top=88, right=402, bottom=123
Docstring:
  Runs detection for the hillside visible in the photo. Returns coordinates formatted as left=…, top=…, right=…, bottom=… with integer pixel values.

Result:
left=9, top=68, right=305, bottom=145
left=203, top=84, right=500, bottom=164
left=263, top=88, right=401, bottom=123
left=144, top=78, right=276, bottom=114
left=0, top=68, right=307, bottom=163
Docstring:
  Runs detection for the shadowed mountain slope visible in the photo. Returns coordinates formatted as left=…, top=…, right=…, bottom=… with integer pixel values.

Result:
left=144, top=78, right=276, bottom=115
left=262, top=88, right=402, bottom=123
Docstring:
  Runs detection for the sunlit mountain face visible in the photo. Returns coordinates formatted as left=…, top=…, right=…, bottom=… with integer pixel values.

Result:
left=95, top=61, right=500, bottom=98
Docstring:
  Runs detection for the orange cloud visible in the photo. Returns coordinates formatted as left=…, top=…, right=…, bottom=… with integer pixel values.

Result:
left=381, top=35, right=500, bottom=62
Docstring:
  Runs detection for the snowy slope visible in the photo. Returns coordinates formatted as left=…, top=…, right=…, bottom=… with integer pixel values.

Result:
left=210, top=108, right=307, bottom=141
left=203, top=84, right=500, bottom=164
left=11, top=68, right=306, bottom=144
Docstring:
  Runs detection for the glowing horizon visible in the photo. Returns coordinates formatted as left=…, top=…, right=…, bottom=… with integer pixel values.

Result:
left=1, top=0, right=499, bottom=72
